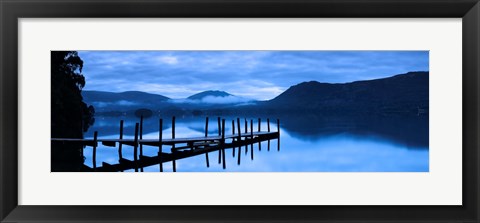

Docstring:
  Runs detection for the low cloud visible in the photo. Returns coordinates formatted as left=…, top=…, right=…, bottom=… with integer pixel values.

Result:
left=200, top=95, right=253, bottom=104
left=92, top=100, right=138, bottom=108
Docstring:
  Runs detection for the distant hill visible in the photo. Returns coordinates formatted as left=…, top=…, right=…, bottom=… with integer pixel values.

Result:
left=83, top=90, right=170, bottom=102
left=266, top=71, right=428, bottom=114
left=187, top=90, right=232, bottom=100
left=82, top=91, right=171, bottom=112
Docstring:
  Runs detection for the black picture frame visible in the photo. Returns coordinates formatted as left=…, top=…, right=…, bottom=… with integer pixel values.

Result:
left=1, top=0, right=479, bottom=222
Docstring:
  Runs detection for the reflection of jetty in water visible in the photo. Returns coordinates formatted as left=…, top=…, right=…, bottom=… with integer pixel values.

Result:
left=51, top=117, right=280, bottom=172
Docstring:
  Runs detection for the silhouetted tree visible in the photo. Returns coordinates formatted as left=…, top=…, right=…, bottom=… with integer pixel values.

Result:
left=51, top=51, right=95, bottom=171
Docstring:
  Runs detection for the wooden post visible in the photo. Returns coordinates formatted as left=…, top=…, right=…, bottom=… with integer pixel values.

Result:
left=172, top=116, right=176, bottom=172
left=205, top=117, right=210, bottom=168
left=118, top=120, right=124, bottom=160
left=237, top=118, right=241, bottom=165
left=139, top=115, right=144, bottom=172
left=244, top=119, right=248, bottom=154
left=217, top=117, right=221, bottom=136
left=172, top=116, right=176, bottom=139
left=217, top=118, right=222, bottom=165
left=258, top=118, right=261, bottom=151
left=258, top=118, right=261, bottom=132
left=232, top=120, right=235, bottom=157
left=277, top=119, right=280, bottom=151
left=171, top=147, right=176, bottom=172
left=218, top=148, right=222, bottom=164
left=217, top=116, right=222, bottom=164
left=221, top=119, right=226, bottom=169
left=159, top=118, right=163, bottom=172
left=267, top=118, right=270, bottom=151
left=267, top=118, right=271, bottom=132
left=237, top=118, right=242, bottom=142
left=133, top=123, right=139, bottom=172
left=79, top=117, right=86, bottom=167
left=250, top=119, right=254, bottom=160
left=92, top=131, right=98, bottom=171
left=118, top=120, right=124, bottom=172
left=244, top=118, right=248, bottom=133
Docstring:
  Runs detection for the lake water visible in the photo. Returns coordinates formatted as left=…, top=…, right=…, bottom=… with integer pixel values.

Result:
left=84, top=114, right=429, bottom=172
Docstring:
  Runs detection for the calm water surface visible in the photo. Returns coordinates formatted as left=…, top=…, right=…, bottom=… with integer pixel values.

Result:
left=84, top=114, right=429, bottom=172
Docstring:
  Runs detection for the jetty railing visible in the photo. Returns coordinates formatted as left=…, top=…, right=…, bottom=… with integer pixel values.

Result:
left=51, top=116, right=280, bottom=172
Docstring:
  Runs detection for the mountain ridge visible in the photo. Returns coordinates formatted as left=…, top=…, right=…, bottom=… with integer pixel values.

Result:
left=187, top=90, right=232, bottom=100
left=82, top=90, right=170, bottom=102
left=267, top=71, right=428, bottom=113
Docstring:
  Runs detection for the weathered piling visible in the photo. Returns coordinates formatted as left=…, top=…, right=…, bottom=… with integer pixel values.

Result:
left=258, top=118, right=261, bottom=131
left=258, top=118, right=261, bottom=151
left=92, top=131, right=98, bottom=171
left=172, top=116, right=176, bottom=138
left=221, top=119, right=226, bottom=169
left=159, top=118, right=163, bottom=172
left=250, top=119, right=254, bottom=160
left=172, top=116, right=177, bottom=172
left=217, top=117, right=221, bottom=136
left=205, top=117, right=210, bottom=168
left=133, top=123, right=139, bottom=172
left=237, top=118, right=242, bottom=165
left=267, top=118, right=271, bottom=132
left=139, top=115, right=144, bottom=172
left=118, top=120, right=124, bottom=160
left=267, top=118, right=271, bottom=151
left=277, top=119, right=280, bottom=151
left=218, top=117, right=221, bottom=164
left=232, top=120, right=236, bottom=157
left=244, top=119, right=248, bottom=154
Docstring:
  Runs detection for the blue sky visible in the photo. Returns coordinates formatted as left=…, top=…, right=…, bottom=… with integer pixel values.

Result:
left=78, top=51, right=428, bottom=100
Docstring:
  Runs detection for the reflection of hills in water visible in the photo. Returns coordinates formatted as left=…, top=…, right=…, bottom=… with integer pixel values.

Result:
left=279, top=113, right=428, bottom=149
left=86, top=113, right=428, bottom=149
left=86, top=116, right=171, bottom=137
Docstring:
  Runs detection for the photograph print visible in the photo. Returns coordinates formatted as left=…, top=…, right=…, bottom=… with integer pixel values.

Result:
left=51, top=51, right=429, bottom=172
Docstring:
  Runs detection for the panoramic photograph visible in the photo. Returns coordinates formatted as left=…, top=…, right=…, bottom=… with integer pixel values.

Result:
left=51, top=51, right=429, bottom=172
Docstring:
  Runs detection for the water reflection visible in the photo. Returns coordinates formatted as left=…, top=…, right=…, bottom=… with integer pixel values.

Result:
left=278, top=113, right=428, bottom=148
left=84, top=113, right=428, bottom=172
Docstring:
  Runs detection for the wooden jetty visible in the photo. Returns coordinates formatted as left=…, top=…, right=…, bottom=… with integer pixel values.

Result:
left=51, top=116, right=280, bottom=172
